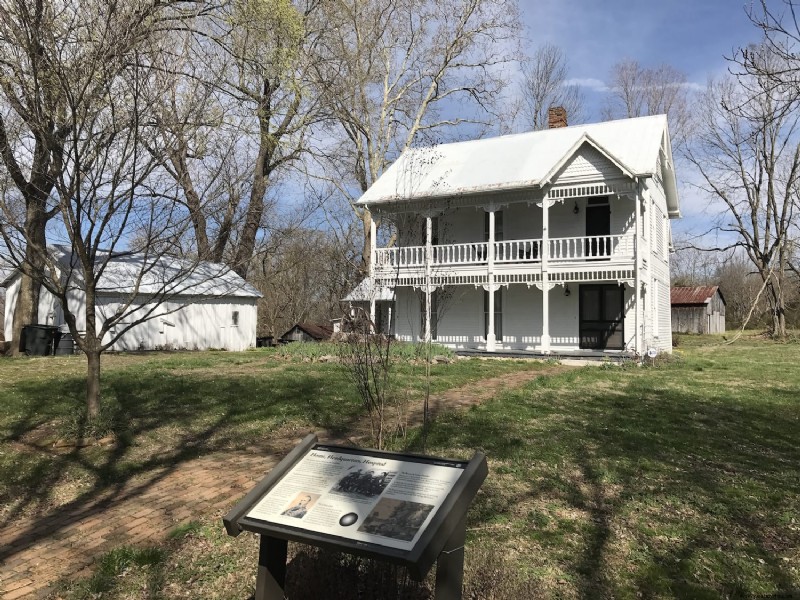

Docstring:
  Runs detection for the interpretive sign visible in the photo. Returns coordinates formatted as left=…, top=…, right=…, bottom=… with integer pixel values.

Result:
left=224, top=434, right=488, bottom=600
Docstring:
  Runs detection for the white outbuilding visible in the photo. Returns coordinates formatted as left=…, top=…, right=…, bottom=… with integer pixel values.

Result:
left=2, top=247, right=262, bottom=352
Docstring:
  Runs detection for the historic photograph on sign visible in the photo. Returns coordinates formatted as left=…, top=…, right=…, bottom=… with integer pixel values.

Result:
left=280, top=492, right=320, bottom=519
left=332, top=467, right=397, bottom=498
left=358, top=498, right=435, bottom=542
left=245, top=447, right=465, bottom=551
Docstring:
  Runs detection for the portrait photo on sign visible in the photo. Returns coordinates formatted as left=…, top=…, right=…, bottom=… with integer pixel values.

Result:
left=332, top=467, right=397, bottom=499
left=358, top=498, right=434, bottom=541
left=281, top=492, right=319, bottom=519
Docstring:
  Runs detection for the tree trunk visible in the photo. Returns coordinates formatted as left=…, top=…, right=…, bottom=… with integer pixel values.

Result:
left=10, top=274, right=37, bottom=355
left=86, top=346, right=101, bottom=419
left=10, top=210, right=47, bottom=355
left=232, top=175, right=267, bottom=279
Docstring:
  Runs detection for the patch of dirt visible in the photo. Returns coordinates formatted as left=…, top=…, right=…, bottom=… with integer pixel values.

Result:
left=288, top=362, right=577, bottom=449
left=410, top=364, right=574, bottom=425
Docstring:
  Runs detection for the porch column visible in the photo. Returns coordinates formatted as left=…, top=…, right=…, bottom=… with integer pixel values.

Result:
left=369, top=214, right=376, bottom=278
left=369, top=214, right=378, bottom=333
left=424, top=215, right=432, bottom=343
left=634, top=181, right=641, bottom=355
left=540, top=199, right=551, bottom=353
left=486, top=209, right=496, bottom=351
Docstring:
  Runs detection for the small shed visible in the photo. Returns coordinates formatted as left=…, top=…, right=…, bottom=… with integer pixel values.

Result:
left=671, top=286, right=726, bottom=334
left=2, top=248, right=262, bottom=352
left=281, top=322, right=333, bottom=343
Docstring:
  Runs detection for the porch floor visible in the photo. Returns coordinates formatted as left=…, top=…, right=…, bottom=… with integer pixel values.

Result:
left=455, top=348, right=636, bottom=362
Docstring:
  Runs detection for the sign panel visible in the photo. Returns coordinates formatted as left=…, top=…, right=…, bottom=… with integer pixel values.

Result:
left=246, top=445, right=466, bottom=551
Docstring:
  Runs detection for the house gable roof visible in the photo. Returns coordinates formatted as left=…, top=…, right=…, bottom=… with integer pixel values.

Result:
left=670, top=286, right=724, bottom=306
left=358, top=114, right=679, bottom=215
left=541, top=134, right=635, bottom=185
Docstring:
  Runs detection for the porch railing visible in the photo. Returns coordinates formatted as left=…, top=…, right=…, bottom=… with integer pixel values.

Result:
left=374, top=234, right=634, bottom=272
left=548, top=234, right=634, bottom=261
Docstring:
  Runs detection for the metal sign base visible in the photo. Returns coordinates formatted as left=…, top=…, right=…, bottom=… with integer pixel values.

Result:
left=254, top=516, right=468, bottom=600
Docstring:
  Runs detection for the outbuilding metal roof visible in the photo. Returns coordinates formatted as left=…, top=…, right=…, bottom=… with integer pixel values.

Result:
left=2, top=246, right=262, bottom=299
left=670, top=286, right=723, bottom=306
left=358, top=114, right=679, bottom=215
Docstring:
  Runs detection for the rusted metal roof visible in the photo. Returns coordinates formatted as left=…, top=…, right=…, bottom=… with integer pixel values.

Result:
left=670, top=286, right=722, bottom=306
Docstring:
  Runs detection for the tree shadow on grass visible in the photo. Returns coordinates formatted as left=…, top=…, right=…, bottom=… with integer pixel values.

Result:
left=412, top=374, right=800, bottom=599
left=0, top=362, right=364, bottom=566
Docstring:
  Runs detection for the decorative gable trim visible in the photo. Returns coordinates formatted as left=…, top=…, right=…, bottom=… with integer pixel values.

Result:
left=544, top=180, right=636, bottom=202
left=541, top=134, right=637, bottom=185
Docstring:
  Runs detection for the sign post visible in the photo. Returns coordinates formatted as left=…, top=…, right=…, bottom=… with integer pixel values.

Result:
left=224, top=434, right=487, bottom=599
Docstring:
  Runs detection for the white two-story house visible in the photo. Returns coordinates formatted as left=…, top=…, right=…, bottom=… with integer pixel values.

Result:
left=347, top=111, right=680, bottom=356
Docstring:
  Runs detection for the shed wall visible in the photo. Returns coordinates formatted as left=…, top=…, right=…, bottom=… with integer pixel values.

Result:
left=3, top=277, right=257, bottom=351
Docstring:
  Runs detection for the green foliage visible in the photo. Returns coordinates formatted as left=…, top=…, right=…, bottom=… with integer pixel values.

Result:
left=273, top=341, right=454, bottom=363
left=232, top=0, right=305, bottom=71
left=274, top=341, right=339, bottom=360
left=66, top=546, right=166, bottom=597
left=167, top=521, right=205, bottom=540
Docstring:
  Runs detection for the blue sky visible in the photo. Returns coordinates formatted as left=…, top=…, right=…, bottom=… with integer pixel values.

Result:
left=520, top=0, right=761, bottom=121
left=517, top=1, right=766, bottom=239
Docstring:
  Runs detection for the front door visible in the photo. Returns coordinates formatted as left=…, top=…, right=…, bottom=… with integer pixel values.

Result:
left=579, top=284, right=624, bottom=350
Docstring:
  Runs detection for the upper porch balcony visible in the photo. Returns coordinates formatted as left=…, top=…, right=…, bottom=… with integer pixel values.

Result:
left=374, top=233, right=636, bottom=280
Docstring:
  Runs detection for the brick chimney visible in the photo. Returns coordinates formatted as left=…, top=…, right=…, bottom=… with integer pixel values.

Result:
left=548, top=106, right=567, bottom=129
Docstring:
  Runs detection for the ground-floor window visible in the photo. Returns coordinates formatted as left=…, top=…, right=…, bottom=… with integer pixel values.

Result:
left=483, top=288, right=502, bottom=341
left=579, top=284, right=624, bottom=350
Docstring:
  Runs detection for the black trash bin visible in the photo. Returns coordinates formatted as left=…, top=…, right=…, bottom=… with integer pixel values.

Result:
left=54, top=332, right=75, bottom=355
left=22, top=324, right=59, bottom=356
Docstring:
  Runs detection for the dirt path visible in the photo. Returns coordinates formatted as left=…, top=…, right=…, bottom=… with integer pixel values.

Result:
left=0, top=362, right=571, bottom=599
left=408, top=363, right=572, bottom=425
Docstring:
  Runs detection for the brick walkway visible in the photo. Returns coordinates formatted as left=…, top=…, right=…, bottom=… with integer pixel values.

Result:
left=0, top=451, right=277, bottom=599
left=0, top=366, right=561, bottom=599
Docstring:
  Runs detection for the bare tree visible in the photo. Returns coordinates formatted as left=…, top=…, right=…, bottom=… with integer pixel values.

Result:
left=0, top=0, right=70, bottom=354
left=685, top=60, right=799, bottom=338
left=715, top=252, right=772, bottom=329
left=519, top=43, right=584, bottom=130
left=0, top=0, right=213, bottom=417
left=0, top=0, right=205, bottom=355
left=312, top=0, right=521, bottom=271
left=740, top=0, right=800, bottom=93
left=670, top=239, right=725, bottom=287
left=250, top=224, right=359, bottom=336
left=602, top=59, right=693, bottom=149
left=152, top=0, right=324, bottom=278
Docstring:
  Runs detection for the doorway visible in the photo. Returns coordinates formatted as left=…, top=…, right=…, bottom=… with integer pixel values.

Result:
left=579, top=284, right=624, bottom=350
left=585, top=196, right=610, bottom=258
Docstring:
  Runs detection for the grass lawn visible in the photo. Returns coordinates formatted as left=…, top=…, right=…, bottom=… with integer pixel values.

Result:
left=1, top=336, right=799, bottom=598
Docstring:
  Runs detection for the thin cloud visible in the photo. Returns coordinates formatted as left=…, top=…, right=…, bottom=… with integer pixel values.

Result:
left=563, top=78, right=609, bottom=92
